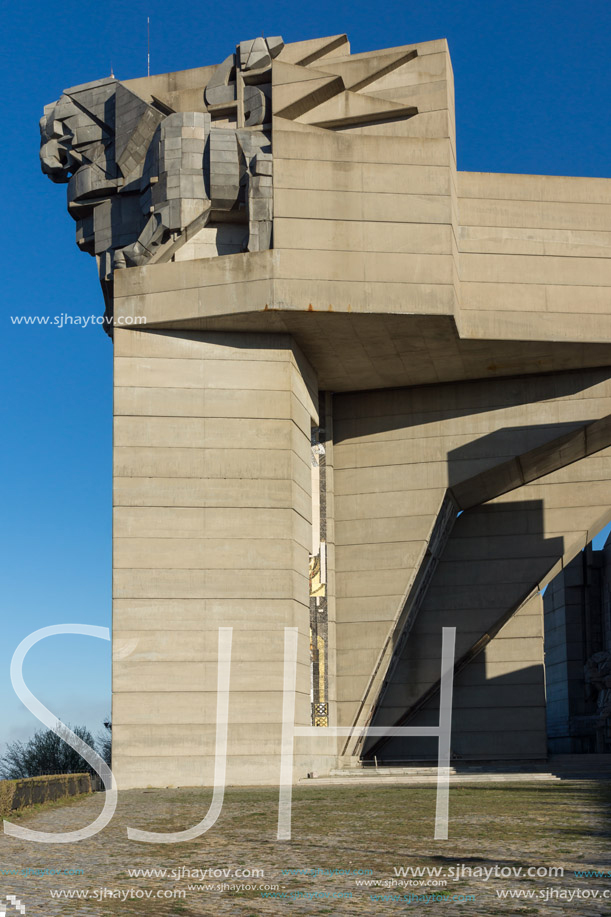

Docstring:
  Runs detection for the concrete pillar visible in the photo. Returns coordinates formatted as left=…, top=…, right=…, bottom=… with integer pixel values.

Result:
left=111, top=328, right=320, bottom=786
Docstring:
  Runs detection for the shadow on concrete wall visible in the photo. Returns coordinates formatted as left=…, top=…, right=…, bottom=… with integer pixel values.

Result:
left=363, top=498, right=562, bottom=762
left=333, top=368, right=605, bottom=444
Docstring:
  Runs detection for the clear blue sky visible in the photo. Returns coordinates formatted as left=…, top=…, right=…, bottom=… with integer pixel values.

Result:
left=2, top=0, right=611, bottom=750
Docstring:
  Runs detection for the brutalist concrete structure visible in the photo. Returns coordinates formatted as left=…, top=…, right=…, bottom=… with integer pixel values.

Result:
left=544, top=536, right=611, bottom=754
left=41, top=33, right=611, bottom=787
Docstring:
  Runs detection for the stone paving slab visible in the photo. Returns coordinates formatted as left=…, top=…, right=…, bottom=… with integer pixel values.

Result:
left=0, top=781, right=610, bottom=915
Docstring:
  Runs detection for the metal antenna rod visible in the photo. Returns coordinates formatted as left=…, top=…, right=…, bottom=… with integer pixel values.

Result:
left=147, top=17, right=150, bottom=77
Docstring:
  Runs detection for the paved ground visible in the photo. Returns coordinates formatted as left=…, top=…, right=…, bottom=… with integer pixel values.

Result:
left=0, top=781, right=610, bottom=915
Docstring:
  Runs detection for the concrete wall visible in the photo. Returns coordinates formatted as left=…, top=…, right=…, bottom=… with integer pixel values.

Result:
left=544, top=554, right=590, bottom=752
left=272, top=38, right=459, bottom=322
left=112, top=328, right=337, bottom=787
left=333, top=369, right=611, bottom=760
left=458, top=171, right=611, bottom=344
left=543, top=540, right=611, bottom=753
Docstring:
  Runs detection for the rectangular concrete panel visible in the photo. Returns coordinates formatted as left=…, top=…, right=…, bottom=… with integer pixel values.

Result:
left=111, top=327, right=328, bottom=787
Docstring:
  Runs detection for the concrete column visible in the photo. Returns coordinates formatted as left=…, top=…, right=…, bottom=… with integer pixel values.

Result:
left=111, top=328, right=320, bottom=786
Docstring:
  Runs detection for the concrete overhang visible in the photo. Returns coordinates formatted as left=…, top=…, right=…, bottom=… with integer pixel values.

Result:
left=113, top=252, right=611, bottom=391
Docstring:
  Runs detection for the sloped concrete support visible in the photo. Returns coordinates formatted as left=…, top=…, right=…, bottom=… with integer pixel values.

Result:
left=334, top=369, right=611, bottom=761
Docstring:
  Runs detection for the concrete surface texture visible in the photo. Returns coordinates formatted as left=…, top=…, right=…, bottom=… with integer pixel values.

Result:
left=544, top=536, right=611, bottom=753
left=41, top=33, right=611, bottom=787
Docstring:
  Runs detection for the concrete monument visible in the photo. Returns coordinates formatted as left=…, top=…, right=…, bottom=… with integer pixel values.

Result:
left=41, top=33, right=611, bottom=787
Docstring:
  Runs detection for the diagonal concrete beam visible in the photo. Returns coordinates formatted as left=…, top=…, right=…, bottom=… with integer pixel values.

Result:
left=343, top=414, right=611, bottom=758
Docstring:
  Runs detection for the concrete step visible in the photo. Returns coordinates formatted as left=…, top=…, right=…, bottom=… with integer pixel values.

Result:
left=331, top=761, right=551, bottom=777
left=299, top=771, right=562, bottom=786
left=305, top=754, right=611, bottom=784
left=329, top=767, right=453, bottom=776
